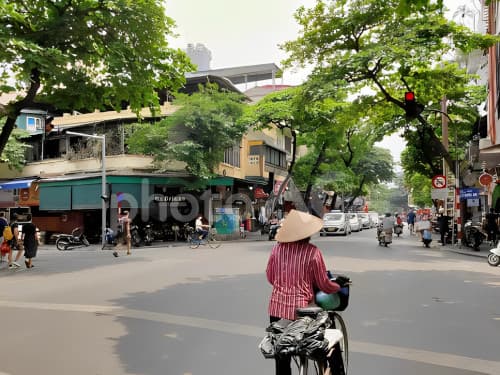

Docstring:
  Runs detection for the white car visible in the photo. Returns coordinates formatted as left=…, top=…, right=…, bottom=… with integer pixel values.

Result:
left=368, top=212, right=379, bottom=228
left=320, top=212, right=351, bottom=236
left=348, top=213, right=362, bottom=232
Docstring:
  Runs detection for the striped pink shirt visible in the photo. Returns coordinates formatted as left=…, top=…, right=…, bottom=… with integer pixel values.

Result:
left=266, top=240, right=340, bottom=320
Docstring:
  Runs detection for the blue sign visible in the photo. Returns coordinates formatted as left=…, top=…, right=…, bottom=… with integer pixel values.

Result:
left=460, top=188, right=480, bottom=199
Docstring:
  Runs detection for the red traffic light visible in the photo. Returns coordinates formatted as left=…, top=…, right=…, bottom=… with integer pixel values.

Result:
left=404, top=92, right=415, bottom=101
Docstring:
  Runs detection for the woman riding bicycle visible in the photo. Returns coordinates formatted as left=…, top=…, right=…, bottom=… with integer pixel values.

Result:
left=266, top=209, right=341, bottom=375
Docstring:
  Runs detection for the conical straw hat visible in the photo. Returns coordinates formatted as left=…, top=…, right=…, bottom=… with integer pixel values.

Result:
left=275, top=209, right=323, bottom=243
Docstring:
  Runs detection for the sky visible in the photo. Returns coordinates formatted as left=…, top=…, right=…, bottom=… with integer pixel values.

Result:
left=165, top=0, right=479, bottom=164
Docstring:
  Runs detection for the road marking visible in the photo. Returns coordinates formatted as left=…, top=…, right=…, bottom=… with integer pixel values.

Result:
left=2, top=300, right=500, bottom=374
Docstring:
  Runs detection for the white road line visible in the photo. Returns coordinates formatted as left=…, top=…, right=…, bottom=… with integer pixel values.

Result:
left=1, top=300, right=500, bottom=374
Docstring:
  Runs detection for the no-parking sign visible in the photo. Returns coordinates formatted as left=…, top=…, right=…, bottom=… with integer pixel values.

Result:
left=431, top=175, right=446, bottom=189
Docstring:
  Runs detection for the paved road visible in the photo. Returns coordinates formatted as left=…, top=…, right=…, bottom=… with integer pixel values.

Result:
left=0, top=228, right=499, bottom=375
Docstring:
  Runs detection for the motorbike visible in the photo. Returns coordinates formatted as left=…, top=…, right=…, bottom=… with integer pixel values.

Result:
left=377, top=224, right=392, bottom=247
left=130, top=224, right=142, bottom=247
left=422, top=229, right=432, bottom=248
left=55, top=227, right=90, bottom=250
left=394, top=224, right=403, bottom=237
left=268, top=223, right=281, bottom=240
left=487, top=245, right=500, bottom=267
left=143, top=223, right=154, bottom=246
left=462, top=220, right=486, bottom=251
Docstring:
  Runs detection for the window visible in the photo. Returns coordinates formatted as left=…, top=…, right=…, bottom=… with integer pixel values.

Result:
left=26, top=116, right=42, bottom=132
left=223, top=144, right=240, bottom=167
left=264, top=146, right=287, bottom=168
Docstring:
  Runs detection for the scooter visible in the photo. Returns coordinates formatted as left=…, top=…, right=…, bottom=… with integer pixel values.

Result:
left=394, top=224, right=403, bottom=237
left=143, top=223, right=154, bottom=246
left=422, top=229, right=432, bottom=248
left=377, top=225, right=392, bottom=247
left=487, top=244, right=500, bottom=267
left=269, top=223, right=280, bottom=240
left=462, top=220, right=486, bottom=251
left=130, top=224, right=142, bottom=247
left=55, top=227, right=90, bottom=250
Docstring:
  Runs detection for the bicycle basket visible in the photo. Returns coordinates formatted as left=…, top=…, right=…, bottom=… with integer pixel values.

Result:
left=315, top=285, right=349, bottom=312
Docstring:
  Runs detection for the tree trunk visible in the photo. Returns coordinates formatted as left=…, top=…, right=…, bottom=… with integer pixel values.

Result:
left=0, top=68, right=41, bottom=156
left=347, top=176, right=366, bottom=209
left=304, top=142, right=327, bottom=210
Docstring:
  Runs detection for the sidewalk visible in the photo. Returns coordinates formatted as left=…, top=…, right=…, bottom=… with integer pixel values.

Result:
left=37, top=229, right=270, bottom=252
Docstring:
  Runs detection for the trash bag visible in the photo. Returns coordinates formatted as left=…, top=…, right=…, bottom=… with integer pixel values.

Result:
left=274, top=316, right=313, bottom=356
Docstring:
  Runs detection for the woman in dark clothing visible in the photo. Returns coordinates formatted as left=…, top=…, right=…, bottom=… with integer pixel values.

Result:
left=22, top=214, right=38, bottom=268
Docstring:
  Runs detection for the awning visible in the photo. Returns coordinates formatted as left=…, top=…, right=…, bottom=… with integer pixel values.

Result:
left=0, top=179, right=36, bottom=190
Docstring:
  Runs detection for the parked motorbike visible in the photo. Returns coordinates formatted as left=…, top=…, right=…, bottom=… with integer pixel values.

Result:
left=268, top=223, right=281, bottom=241
left=377, top=224, right=392, bottom=247
left=143, top=223, right=154, bottom=246
left=422, top=229, right=432, bottom=248
left=462, top=220, right=486, bottom=251
left=394, top=224, right=403, bottom=237
left=130, top=224, right=142, bottom=247
left=55, top=227, right=90, bottom=250
left=487, top=244, right=500, bottom=267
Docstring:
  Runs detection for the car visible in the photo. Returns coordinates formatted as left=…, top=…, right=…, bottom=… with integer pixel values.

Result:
left=368, top=212, right=379, bottom=228
left=348, top=213, right=362, bottom=232
left=320, top=212, right=351, bottom=236
left=357, top=212, right=371, bottom=229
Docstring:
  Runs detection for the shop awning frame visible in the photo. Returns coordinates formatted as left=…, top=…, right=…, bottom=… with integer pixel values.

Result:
left=0, top=178, right=37, bottom=190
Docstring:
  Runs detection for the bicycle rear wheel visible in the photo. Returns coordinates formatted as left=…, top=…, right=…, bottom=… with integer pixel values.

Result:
left=330, top=312, right=349, bottom=374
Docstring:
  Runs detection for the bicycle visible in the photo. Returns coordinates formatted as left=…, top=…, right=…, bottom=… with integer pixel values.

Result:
left=186, top=227, right=220, bottom=249
left=260, top=275, right=351, bottom=375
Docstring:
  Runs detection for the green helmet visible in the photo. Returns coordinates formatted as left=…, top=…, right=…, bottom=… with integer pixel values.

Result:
left=315, top=291, right=341, bottom=310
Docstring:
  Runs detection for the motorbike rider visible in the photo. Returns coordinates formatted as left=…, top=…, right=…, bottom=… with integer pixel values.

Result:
left=382, top=212, right=395, bottom=237
left=195, top=214, right=210, bottom=240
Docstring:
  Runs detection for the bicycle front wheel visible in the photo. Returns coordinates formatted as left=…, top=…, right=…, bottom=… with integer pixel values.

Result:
left=330, top=312, right=349, bottom=374
left=208, top=235, right=220, bottom=249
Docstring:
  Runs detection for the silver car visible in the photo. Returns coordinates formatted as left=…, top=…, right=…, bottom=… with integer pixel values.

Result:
left=320, top=212, right=351, bottom=236
left=357, top=212, right=371, bottom=229
left=348, top=213, right=362, bottom=232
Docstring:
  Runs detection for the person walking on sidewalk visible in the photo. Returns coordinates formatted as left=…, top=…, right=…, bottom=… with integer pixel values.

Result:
left=113, top=210, right=131, bottom=257
left=9, top=213, right=23, bottom=268
left=22, top=214, right=38, bottom=269
left=437, top=210, right=450, bottom=246
left=484, top=208, right=499, bottom=245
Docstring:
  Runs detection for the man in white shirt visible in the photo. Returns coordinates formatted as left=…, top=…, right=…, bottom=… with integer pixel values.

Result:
left=195, top=214, right=210, bottom=239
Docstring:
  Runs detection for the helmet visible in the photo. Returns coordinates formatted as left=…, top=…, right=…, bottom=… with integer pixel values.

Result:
left=315, top=291, right=341, bottom=310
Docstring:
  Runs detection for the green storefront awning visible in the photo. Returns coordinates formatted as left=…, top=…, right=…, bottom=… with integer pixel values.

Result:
left=40, top=186, right=71, bottom=210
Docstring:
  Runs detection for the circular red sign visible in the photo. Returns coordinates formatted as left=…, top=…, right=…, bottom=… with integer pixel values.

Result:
left=479, top=173, right=493, bottom=186
left=432, top=175, right=447, bottom=189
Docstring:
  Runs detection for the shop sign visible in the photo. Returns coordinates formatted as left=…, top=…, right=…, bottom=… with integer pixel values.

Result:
left=460, top=188, right=480, bottom=199
left=479, top=173, right=493, bottom=186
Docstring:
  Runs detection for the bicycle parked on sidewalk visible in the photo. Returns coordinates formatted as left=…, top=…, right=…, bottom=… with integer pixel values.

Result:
left=186, top=226, right=220, bottom=249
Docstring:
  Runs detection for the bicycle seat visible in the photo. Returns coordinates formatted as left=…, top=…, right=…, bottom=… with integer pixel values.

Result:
left=324, top=328, right=343, bottom=350
left=296, top=306, right=323, bottom=318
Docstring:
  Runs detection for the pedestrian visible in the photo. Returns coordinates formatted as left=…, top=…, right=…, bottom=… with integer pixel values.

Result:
left=266, top=209, right=342, bottom=375
left=484, top=208, right=499, bottom=244
left=437, top=210, right=450, bottom=246
left=0, top=211, right=8, bottom=244
left=22, top=214, right=38, bottom=269
left=407, top=209, right=416, bottom=234
left=113, top=210, right=131, bottom=257
left=9, top=213, right=23, bottom=268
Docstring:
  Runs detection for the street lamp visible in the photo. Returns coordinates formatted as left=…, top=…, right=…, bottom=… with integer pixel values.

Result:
left=66, top=131, right=106, bottom=246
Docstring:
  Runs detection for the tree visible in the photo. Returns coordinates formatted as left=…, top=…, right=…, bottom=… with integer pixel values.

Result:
left=126, top=84, right=247, bottom=178
left=282, top=0, right=498, bottom=177
left=0, top=0, right=194, bottom=158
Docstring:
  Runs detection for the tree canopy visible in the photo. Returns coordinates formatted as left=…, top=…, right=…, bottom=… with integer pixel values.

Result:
left=0, top=0, right=194, bottom=159
left=126, top=84, right=247, bottom=178
left=281, top=0, right=498, bottom=178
